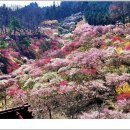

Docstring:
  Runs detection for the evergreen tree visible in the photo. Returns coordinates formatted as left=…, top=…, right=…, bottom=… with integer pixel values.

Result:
left=9, top=16, right=21, bottom=37
left=84, top=2, right=112, bottom=25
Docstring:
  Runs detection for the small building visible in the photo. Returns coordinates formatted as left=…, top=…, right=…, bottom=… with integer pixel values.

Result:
left=41, top=20, right=58, bottom=29
left=0, top=103, right=33, bottom=119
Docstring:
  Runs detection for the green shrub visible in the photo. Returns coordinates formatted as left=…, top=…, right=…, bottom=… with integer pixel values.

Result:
left=19, top=37, right=31, bottom=47
left=0, top=40, right=8, bottom=49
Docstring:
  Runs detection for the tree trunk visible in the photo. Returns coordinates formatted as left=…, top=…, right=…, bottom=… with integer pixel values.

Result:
left=47, top=106, right=52, bottom=119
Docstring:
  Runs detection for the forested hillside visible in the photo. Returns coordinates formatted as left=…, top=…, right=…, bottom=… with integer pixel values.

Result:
left=0, top=1, right=130, bottom=119
left=1, top=1, right=130, bottom=32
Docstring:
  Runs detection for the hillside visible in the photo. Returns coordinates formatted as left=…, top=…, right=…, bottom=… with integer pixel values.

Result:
left=0, top=11, right=130, bottom=119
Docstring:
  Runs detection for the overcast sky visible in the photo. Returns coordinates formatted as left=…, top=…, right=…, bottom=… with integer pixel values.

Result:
left=0, top=1, right=61, bottom=7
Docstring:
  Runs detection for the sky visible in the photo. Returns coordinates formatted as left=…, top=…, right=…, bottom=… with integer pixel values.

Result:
left=0, top=1, right=61, bottom=7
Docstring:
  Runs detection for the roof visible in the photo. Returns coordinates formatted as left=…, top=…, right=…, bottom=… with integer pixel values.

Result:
left=0, top=103, right=33, bottom=119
